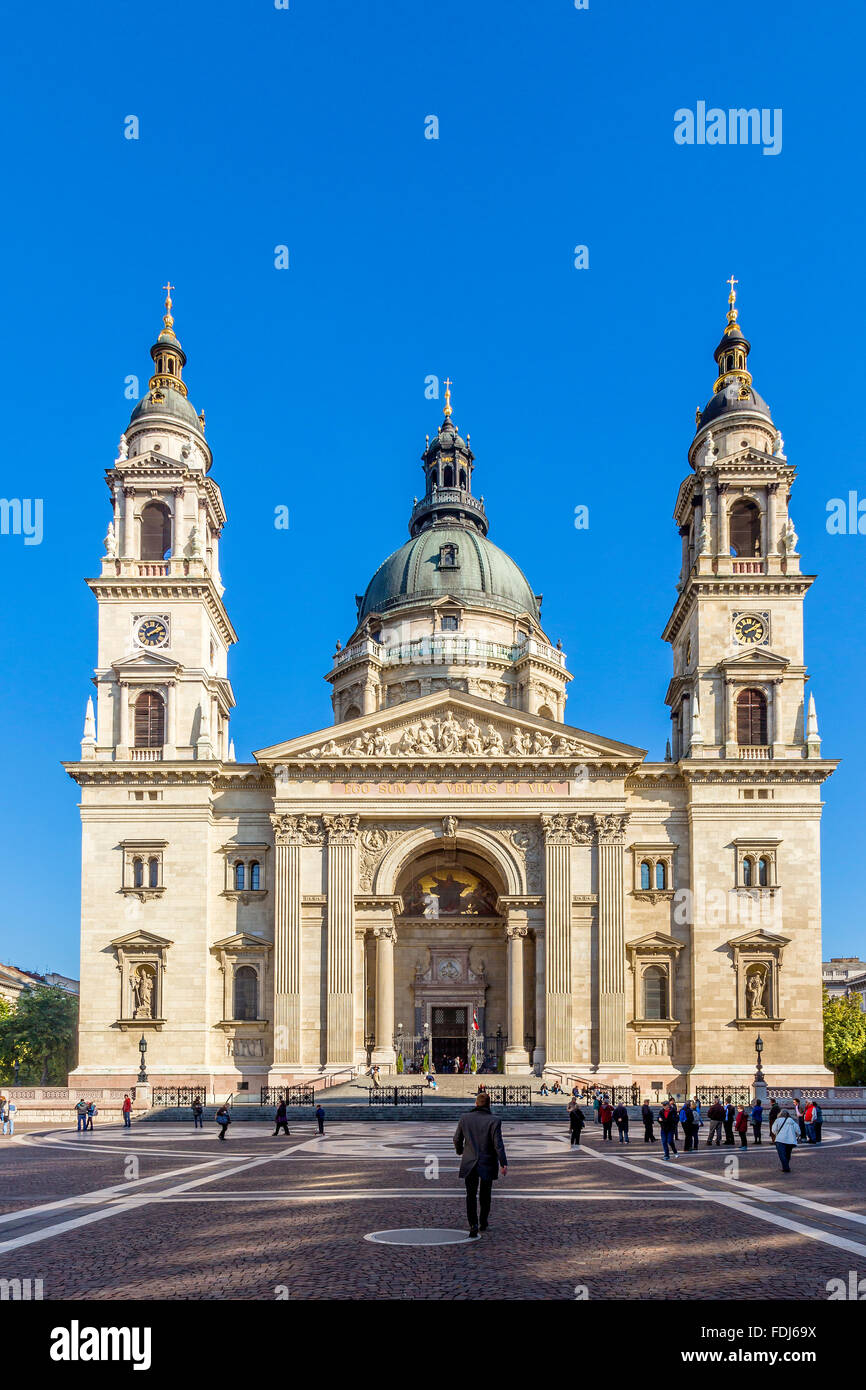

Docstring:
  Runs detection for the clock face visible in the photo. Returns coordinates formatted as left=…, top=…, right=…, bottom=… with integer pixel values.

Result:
left=137, top=618, right=168, bottom=648
left=734, top=615, right=765, bottom=645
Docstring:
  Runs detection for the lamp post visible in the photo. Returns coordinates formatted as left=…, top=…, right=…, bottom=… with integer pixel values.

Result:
left=752, top=1033, right=767, bottom=1102
left=137, top=1033, right=148, bottom=1083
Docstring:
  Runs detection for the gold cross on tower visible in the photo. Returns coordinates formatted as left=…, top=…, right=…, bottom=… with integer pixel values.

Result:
left=726, top=274, right=738, bottom=303
left=443, top=376, right=453, bottom=417
left=162, top=281, right=175, bottom=328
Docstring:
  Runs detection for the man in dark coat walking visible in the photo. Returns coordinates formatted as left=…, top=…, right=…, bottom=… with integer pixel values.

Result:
left=453, top=1092, right=508, bottom=1237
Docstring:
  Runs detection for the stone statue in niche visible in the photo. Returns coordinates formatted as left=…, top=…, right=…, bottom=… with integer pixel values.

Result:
left=132, top=967, right=154, bottom=1019
left=746, top=966, right=768, bottom=1019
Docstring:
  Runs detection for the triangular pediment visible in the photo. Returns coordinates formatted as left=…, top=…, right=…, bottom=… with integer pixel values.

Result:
left=210, top=932, right=272, bottom=953
left=112, top=650, right=181, bottom=676
left=626, top=931, right=685, bottom=955
left=255, top=690, right=645, bottom=767
left=717, top=648, right=789, bottom=673
left=726, top=928, right=791, bottom=950
left=110, top=929, right=174, bottom=951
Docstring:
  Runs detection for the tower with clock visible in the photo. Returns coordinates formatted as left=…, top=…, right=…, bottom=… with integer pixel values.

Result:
left=663, top=279, right=817, bottom=762
left=84, top=286, right=237, bottom=764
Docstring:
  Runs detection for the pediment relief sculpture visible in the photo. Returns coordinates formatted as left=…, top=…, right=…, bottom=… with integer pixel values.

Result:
left=295, top=712, right=593, bottom=761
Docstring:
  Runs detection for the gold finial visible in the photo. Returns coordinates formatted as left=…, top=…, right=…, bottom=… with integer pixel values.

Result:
left=443, top=376, right=453, bottom=418
left=724, top=274, right=740, bottom=334
left=162, top=280, right=175, bottom=330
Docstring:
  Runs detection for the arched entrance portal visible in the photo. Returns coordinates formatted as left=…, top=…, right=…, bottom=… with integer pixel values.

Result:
left=386, top=846, right=532, bottom=1072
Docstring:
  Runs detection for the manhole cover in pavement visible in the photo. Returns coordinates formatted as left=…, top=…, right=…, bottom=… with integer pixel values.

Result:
left=364, top=1228, right=474, bottom=1246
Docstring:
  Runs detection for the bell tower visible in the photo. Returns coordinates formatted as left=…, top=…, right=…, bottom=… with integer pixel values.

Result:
left=83, top=287, right=237, bottom=764
left=662, top=282, right=821, bottom=763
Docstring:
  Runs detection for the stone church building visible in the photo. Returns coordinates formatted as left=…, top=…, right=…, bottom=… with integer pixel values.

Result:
left=67, top=284, right=836, bottom=1093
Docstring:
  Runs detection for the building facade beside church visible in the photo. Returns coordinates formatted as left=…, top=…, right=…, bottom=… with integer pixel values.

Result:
left=66, top=285, right=836, bottom=1093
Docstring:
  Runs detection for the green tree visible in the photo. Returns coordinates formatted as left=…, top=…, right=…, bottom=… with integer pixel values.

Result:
left=823, top=987, right=866, bottom=1086
left=0, top=986, right=78, bottom=1086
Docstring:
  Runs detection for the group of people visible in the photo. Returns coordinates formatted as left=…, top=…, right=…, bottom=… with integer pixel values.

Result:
left=567, top=1091, right=823, bottom=1172
left=0, top=1096, right=18, bottom=1135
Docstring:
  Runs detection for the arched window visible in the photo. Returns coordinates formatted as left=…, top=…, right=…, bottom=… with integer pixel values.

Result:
left=443, top=465, right=454, bottom=487
left=133, top=858, right=144, bottom=888
left=729, top=500, right=761, bottom=557
left=640, top=861, right=651, bottom=890
left=134, top=691, right=165, bottom=748
left=655, top=861, right=667, bottom=890
left=250, top=861, right=261, bottom=891
left=343, top=704, right=361, bottom=722
left=758, top=857, right=769, bottom=887
left=140, top=503, right=172, bottom=561
left=538, top=704, right=554, bottom=720
left=459, top=468, right=467, bottom=489
left=233, top=966, right=258, bottom=1021
left=742, top=856, right=753, bottom=887
left=643, top=966, right=668, bottom=1020
left=148, top=857, right=159, bottom=888
left=430, top=470, right=438, bottom=488
left=234, top=862, right=245, bottom=891
left=737, top=688, right=767, bottom=746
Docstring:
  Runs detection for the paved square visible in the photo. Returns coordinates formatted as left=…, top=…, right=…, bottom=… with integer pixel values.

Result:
left=0, top=1119, right=864, bottom=1300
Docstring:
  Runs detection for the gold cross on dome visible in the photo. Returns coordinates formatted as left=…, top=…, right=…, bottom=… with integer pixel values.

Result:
left=443, top=376, right=453, bottom=416
left=726, top=274, right=738, bottom=302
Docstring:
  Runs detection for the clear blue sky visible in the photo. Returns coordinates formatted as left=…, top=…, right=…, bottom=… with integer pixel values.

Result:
left=1, top=0, right=863, bottom=976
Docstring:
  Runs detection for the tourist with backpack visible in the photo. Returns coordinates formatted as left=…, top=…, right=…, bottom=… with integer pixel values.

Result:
left=751, top=1099, right=764, bottom=1144
left=705, top=1098, right=724, bottom=1146
left=723, top=1097, right=736, bottom=1145
left=640, top=1100, right=656, bottom=1143
left=735, top=1105, right=749, bottom=1148
left=771, top=1108, right=800, bottom=1173
left=215, top=1104, right=231, bottom=1140
left=658, top=1101, right=678, bottom=1160
left=86, top=1101, right=97, bottom=1131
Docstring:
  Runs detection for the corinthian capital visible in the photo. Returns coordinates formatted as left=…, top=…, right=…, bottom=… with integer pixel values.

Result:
left=593, top=812, right=629, bottom=845
left=541, top=813, right=594, bottom=845
left=270, top=813, right=324, bottom=846
left=322, top=813, right=360, bottom=844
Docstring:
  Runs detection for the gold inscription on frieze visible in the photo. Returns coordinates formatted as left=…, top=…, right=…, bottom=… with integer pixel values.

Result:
left=332, top=780, right=567, bottom=797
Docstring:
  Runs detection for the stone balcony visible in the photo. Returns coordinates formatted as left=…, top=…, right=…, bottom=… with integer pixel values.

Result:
left=331, top=634, right=567, bottom=674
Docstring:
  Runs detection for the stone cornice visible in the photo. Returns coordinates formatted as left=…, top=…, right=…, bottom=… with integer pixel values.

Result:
left=86, top=574, right=238, bottom=647
left=680, top=761, right=838, bottom=785
left=662, top=574, right=815, bottom=644
left=64, top=761, right=275, bottom=790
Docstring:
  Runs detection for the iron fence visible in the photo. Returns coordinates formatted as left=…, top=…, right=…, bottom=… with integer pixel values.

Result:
left=151, top=1087, right=210, bottom=1108
left=694, top=1085, right=753, bottom=1107
left=370, top=1086, right=424, bottom=1106
left=474, top=1085, right=532, bottom=1106
left=260, top=1085, right=316, bottom=1106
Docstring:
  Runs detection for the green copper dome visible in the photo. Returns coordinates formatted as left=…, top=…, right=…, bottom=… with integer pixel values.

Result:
left=359, top=522, right=540, bottom=622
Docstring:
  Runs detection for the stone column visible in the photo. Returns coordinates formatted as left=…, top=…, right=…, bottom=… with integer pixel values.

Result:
left=542, top=815, right=590, bottom=1067
left=718, top=485, right=730, bottom=560
left=118, top=681, right=130, bottom=754
left=165, top=680, right=177, bottom=757
left=123, top=487, right=135, bottom=558
left=323, top=815, right=359, bottom=1065
left=533, top=931, right=546, bottom=1070
left=270, top=815, right=320, bottom=1068
left=173, top=486, right=185, bottom=559
left=504, top=922, right=529, bottom=1070
left=372, top=924, right=397, bottom=1067
left=595, top=814, right=629, bottom=1069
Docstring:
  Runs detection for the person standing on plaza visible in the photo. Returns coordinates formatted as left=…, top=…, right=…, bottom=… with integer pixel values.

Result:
left=771, top=1108, right=800, bottom=1173
left=723, top=1097, right=736, bottom=1145
left=593, top=1093, right=602, bottom=1125
left=315, top=1103, right=325, bottom=1136
left=751, top=1099, right=764, bottom=1145
left=681, top=1100, right=698, bottom=1152
left=793, top=1098, right=807, bottom=1141
left=599, top=1099, right=614, bottom=1141
left=568, top=1100, right=585, bottom=1147
left=2, top=1098, right=16, bottom=1136
left=768, top=1098, right=780, bottom=1132
left=705, top=1098, right=724, bottom=1147
left=0, top=1097, right=6, bottom=1134
left=75, top=1098, right=87, bottom=1133
left=453, top=1091, right=508, bottom=1237
left=215, top=1104, right=231, bottom=1140
left=809, top=1100, right=824, bottom=1145
left=735, top=1105, right=749, bottom=1148
left=192, top=1097, right=204, bottom=1129
left=86, top=1101, right=97, bottom=1131
left=122, top=1094, right=132, bottom=1129
left=612, top=1102, right=630, bottom=1143
left=641, top=1100, right=656, bottom=1143
left=272, top=1097, right=290, bottom=1137
left=658, top=1101, right=678, bottom=1160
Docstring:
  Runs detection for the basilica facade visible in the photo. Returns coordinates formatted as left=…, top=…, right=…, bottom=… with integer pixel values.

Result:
left=67, top=285, right=836, bottom=1093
